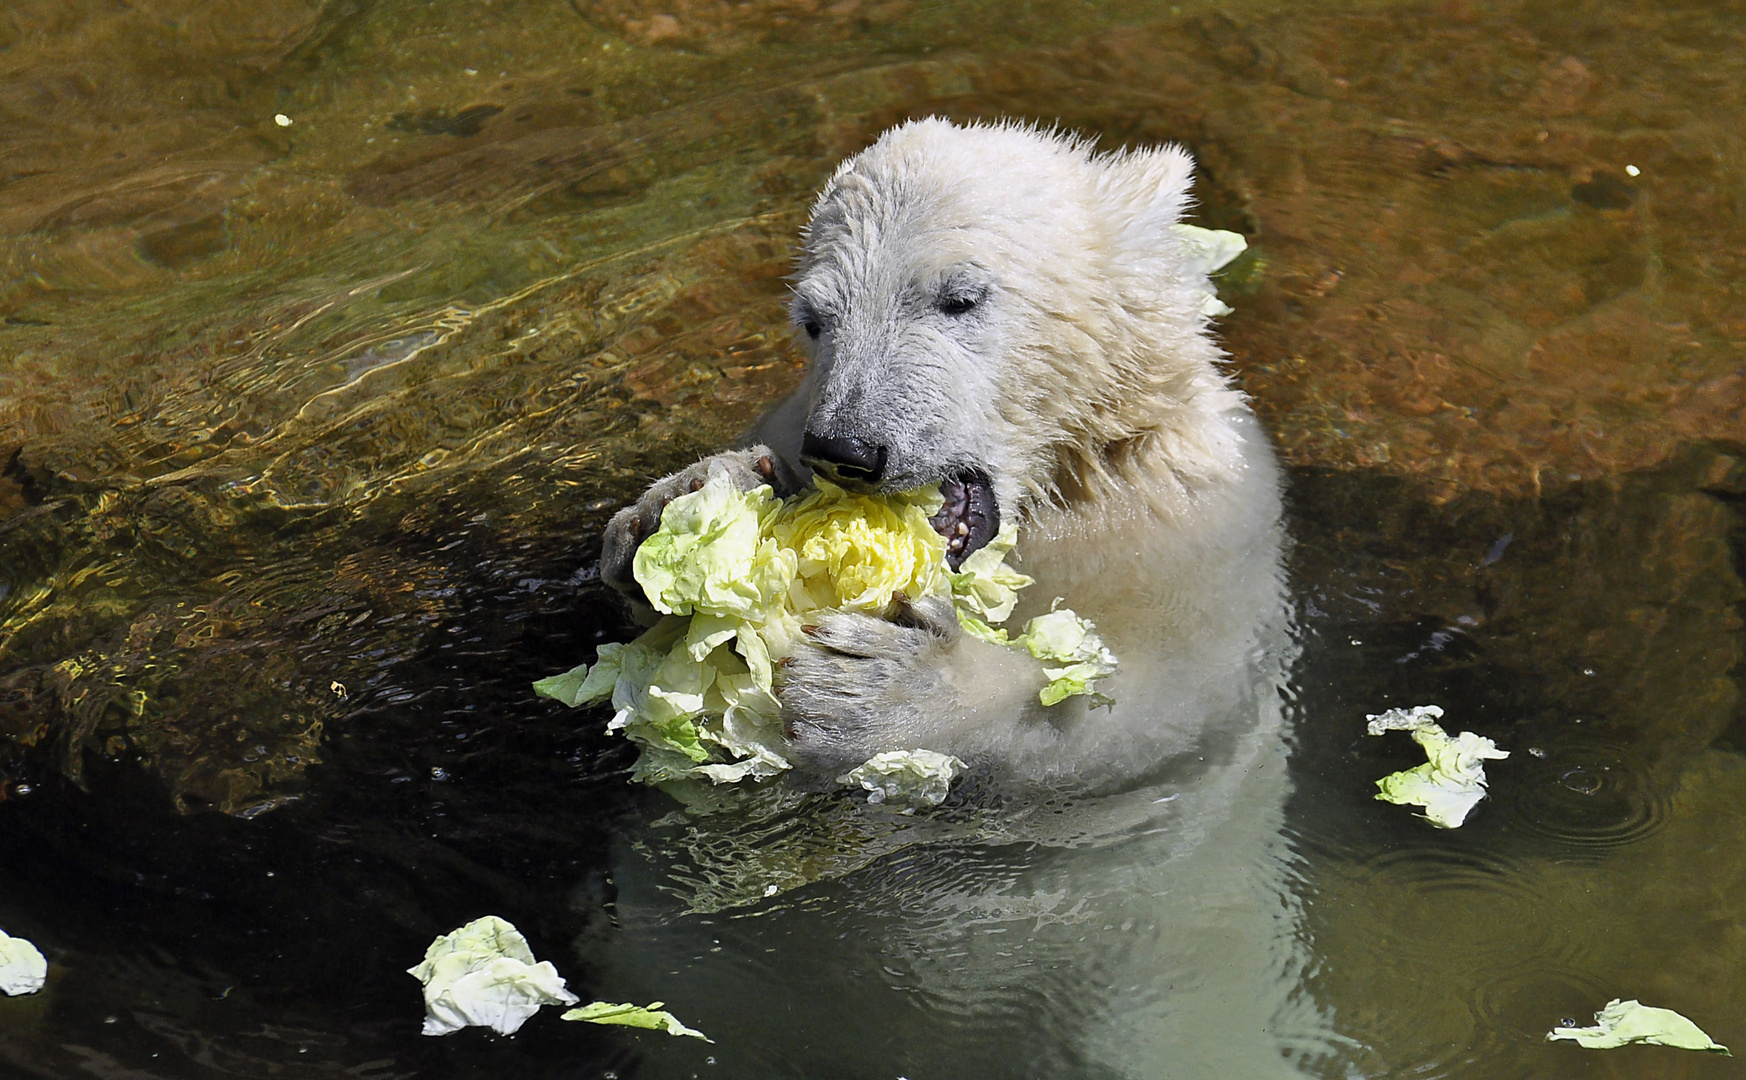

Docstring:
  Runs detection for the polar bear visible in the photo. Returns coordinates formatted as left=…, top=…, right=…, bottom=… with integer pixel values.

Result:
left=600, top=117, right=1285, bottom=789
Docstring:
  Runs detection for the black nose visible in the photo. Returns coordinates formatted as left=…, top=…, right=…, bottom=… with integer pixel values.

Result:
left=800, top=431, right=887, bottom=484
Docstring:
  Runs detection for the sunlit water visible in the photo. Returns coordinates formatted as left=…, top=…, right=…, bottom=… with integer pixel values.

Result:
left=4, top=0, right=1746, bottom=1077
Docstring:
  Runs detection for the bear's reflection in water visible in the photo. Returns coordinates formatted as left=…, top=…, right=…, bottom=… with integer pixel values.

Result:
left=588, top=431, right=1330, bottom=1079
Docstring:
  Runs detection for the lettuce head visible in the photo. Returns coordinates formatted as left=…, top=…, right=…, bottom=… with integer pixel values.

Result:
left=771, top=480, right=946, bottom=614
left=539, top=471, right=1118, bottom=788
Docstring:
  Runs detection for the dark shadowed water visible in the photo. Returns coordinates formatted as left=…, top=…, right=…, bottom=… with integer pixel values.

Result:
left=4, top=0, right=1746, bottom=1077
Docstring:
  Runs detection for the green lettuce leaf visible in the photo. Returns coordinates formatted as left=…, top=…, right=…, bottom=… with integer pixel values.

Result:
left=563, top=1001, right=712, bottom=1041
left=1016, top=605, right=1119, bottom=707
left=1367, top=705, right=1508, bottom=828
left=945, top=523, right=1033, bottom=624
left=406, top=916, right=578, bottom=1036
left=1547, top=999, right=1730, bottom=1054
left=956, top=612, right=1011, bottom=645
left=632, top=470, right=795, bottom=620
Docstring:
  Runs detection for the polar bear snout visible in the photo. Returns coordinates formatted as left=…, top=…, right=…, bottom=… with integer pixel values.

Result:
left=800, top=431, right=888, bottom=485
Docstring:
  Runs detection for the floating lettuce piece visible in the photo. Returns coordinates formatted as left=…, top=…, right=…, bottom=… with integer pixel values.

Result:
left=1171, top=223, right=1249, bottom=317
left=407, top=916, right=578, bottom=1036
left=1547, top=999, right=1730, bottom=1055
left=1016, top=605, right=1119, bottom=707
left=770, top=480, right=946, bottom=613
left=1367, top=705, right=1508, bottom=828
left=0, top=929, right=46, bottom=996
left=564, top=1000, right=712, bottom=1041
left=837, top=749, right=966, bottom=813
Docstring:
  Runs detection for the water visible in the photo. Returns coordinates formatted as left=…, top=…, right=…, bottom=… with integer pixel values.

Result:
left=4, top=0, right=1746, bottom=1076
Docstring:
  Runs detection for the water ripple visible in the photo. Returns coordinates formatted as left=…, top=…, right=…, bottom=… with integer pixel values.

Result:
left=1351, top=846, right=1566, bottom=966
left=1496, top=739, right=1670, bottom=854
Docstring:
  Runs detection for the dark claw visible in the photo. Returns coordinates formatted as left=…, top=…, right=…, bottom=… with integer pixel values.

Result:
left=755, top=455, right=776, bottom=481
left=689, top=476, right=705, bottom=493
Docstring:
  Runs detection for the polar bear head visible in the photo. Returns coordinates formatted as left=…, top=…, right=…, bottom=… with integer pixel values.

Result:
left=789, top=118, right=1250, bottom=565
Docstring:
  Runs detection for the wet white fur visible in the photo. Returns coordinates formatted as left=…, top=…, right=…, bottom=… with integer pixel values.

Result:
left=608, top=117, right=1286, bottom=790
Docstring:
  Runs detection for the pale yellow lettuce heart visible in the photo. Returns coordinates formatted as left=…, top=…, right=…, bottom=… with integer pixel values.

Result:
left=770, top=480, right=947, bottom=614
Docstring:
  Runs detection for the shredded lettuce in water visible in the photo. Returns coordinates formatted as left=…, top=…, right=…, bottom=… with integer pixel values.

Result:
left=1547, top=999, right=1730, bottom=1055
left=0, top=929, right=46, bottom=997
left=407, top=916, right=578, bottom=1036
left=537, top=468, right=1118, bottom=787
left=1367, top=705, right=1508, bottom=828
left=564, top=1001, right=712, bottom=1041
left=837, top=749, right=967, bottom=812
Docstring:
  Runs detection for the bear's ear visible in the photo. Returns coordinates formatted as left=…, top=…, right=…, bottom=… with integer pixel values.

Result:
left=1096, top=144, right=1196, bottom=244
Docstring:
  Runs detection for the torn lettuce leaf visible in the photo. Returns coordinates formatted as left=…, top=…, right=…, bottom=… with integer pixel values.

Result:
left=1367, top=705, right=1508, bottom=828
left=632, top=473, right=795, bottom=621
left=407, top=916, right=578, bottom=1036
left=1171, top=223, right=1249, bottom=318
left=837, top=749, right=967, bottom=812
left=563, top=1001, right=712, bottom=1041
left=945, top=522, right=1033, bottom=625
left=540, top=471, right=1115, bottom=785
left=956, top=612, right=1011, bottom=645
left=0, top=929, right=47, bottom=996
left=1016, top=605, right=1119, bottom=707
left=1547, top=999, right=1730, bottom=1055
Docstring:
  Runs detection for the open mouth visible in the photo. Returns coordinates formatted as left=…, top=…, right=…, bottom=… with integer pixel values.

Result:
left=929, top=472, right=998, bottom=569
